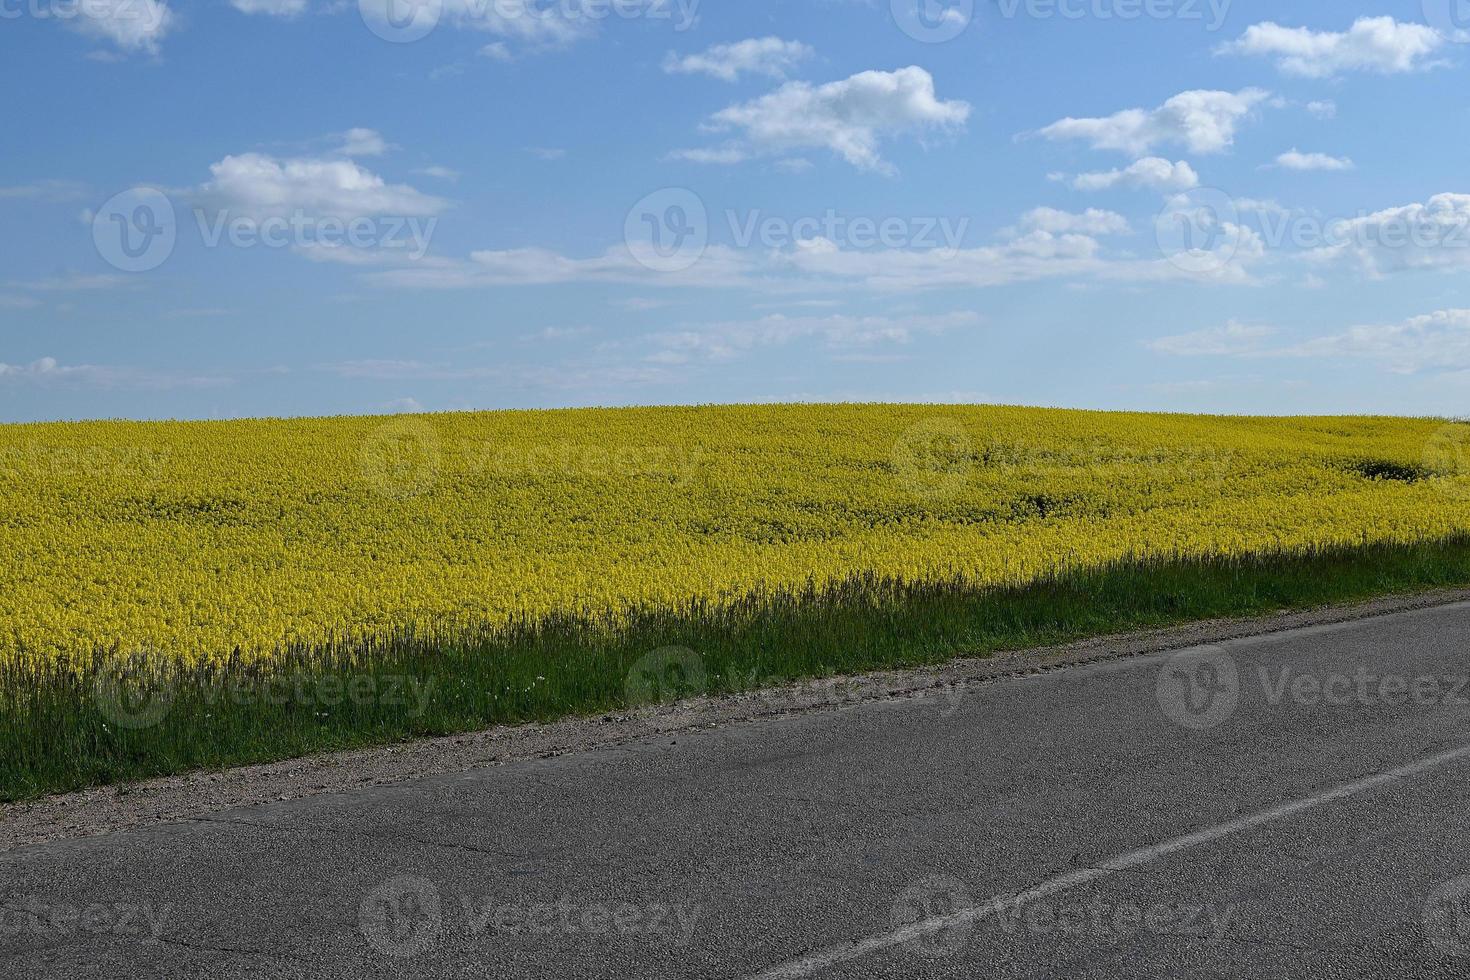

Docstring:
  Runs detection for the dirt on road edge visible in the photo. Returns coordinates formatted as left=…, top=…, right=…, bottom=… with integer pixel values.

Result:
left=6, top=587, right=1470, bottom=852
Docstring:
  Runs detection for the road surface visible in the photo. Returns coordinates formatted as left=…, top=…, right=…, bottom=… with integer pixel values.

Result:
left=4, top=601, right=1470, bottom=978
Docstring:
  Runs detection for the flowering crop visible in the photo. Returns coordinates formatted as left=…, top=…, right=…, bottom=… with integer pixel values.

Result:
left=2, top=404, right=1467, bottom=667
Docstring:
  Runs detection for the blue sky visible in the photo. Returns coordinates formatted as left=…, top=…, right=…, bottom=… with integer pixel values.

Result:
left=3, top=0, right=1470, bottom=421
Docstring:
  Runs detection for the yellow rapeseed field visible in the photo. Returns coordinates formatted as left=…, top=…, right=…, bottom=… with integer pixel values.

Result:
left=3, top=404, right=1468, bottom=666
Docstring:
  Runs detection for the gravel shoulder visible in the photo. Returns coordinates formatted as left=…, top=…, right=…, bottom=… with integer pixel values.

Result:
left=5, top=586, right=1470, bottom=853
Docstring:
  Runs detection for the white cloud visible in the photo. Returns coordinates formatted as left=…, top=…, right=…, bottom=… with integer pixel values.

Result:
left=415, top=166, right=460, bottom=180
left=230, top=0, right=308, bottom=17
left=1037, top=89, right=1271, bottom=156
left=1148, top=321, right=1275, bottom=356
left=645, top=311, right=980, bottom=364
left=197, top=152, right=449, bottom=219
left=1221, top=17, right=1445, bottom=78
left=1281, top=310, right=1470, bottom=374
left=1017, top=207, right=1130, bottom=236
left=662, top=37, right=813, bottom=82
left=1305, top=100, right=1337, bottom=119
left=526, top=147, right=566, bottom=161
left=0, top=180, right=88, bottom=202
left=1308, top=193, right=1470, bottom=276
left=62, top=0, right=174, bottom=56
left=333, top=128, right=391, bottom=158
left=681, top=66, right=970, bottom=174
left=666, top=146, right=751, bottom=165
left=1071, top=158, right=1199, bottom=192
left=7, top=272, right=128, bottom=292
left=1273, top=149, right=1354, bottom=172
left=365, top=203, right=1266, bottom=294
left=445, top=0, right=597, bottom=52
left=0, top=357, right=228, bottom=389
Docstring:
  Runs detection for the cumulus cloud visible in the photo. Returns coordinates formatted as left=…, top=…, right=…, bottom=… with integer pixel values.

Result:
left=62, top=0, right=175, bottom=56
left=663, top=37, right=813, bottom=82
left=333, top=128, right=392, bottom=158
left=678, top=66, right=970, bottom=174
left=1070, top=158, right=1199, bottom=192
left=1279, top=310, right=1470, bottom=373
left=1273, top=149, right=1354, bottom=172
left=1221, top=17, right=1445, bottom=78
left=1307, top=193, right=1470, bottom=276
left=1037, top=89, right=1271, bottom=156
left=1016, top=207, right=1130, bottom=236
left=197, top=152, right=449, bottom=220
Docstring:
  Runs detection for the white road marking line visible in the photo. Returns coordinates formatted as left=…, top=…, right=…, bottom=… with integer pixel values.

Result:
left=742, top=742, right=1470, bottom=980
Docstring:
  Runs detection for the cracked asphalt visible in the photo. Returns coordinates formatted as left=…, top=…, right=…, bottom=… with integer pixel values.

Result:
left=4, top=601, right=1470, bottom=978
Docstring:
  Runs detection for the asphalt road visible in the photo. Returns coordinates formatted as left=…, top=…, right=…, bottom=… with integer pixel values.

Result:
left=5, top=601, right=1470, bottom=978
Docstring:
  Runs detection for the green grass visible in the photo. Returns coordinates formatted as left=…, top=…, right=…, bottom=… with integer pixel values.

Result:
left=6, top=536, right=1470, bottom=802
